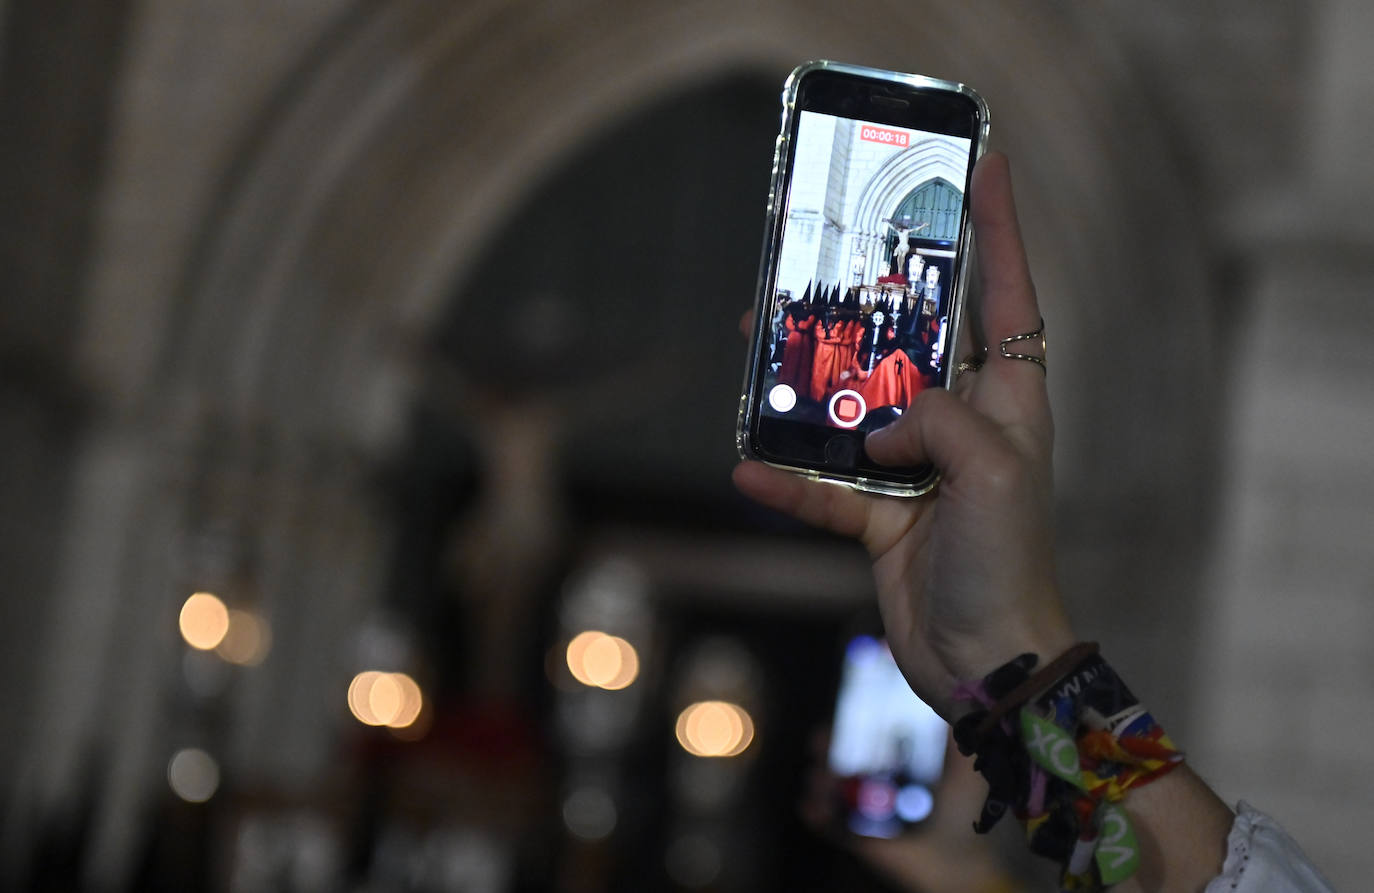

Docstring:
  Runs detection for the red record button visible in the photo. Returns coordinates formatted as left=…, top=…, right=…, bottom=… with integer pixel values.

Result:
left=828, top=389, right=866, bottom=428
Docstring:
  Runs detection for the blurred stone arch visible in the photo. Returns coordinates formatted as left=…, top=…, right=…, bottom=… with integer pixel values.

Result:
left=9, top=2, right=1227, bottom=885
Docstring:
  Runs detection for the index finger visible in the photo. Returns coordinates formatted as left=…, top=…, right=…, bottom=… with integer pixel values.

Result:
left=970, top=153, right=1044, bottom=355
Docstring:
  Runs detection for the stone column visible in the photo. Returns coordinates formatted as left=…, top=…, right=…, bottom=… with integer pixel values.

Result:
left=1189, top=2, right=1374, bottom=886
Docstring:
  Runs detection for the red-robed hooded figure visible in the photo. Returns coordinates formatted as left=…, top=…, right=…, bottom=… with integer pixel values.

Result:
left=809, top=314, right=851, bottom=402
left=859, top=347, right=928, bottom=411
left=776, top=303, right=816, bottom=394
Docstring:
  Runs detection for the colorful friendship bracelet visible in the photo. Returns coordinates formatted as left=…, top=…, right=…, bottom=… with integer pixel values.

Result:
left=951, top=644, right=1184, bottom=891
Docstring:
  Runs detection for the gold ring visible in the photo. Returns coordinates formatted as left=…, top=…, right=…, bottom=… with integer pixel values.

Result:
left=999, top=318, right=1046, bottom=371
left=956, top=349, right=986, bottom=376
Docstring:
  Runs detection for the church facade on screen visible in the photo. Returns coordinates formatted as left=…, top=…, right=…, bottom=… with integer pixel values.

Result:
left=775, top=112, right=972, bottom=301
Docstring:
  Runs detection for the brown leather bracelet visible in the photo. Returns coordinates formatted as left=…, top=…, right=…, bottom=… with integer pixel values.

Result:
left=973, top=642, right=1100, bottom=742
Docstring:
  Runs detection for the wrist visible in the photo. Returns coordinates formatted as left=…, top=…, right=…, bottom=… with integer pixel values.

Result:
left=936, top=616, right=1077, bottom=724
left=942, top=611, right=1077, bottom=687
left=950, top=645, right=1189, bottom=891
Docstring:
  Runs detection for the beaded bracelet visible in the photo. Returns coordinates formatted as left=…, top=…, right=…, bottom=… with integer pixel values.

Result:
left=951, top=644, right=1184, bottom=891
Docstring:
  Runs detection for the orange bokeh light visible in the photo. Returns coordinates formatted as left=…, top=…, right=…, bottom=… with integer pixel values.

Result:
left=675, top=701, right=754, bottom=758
left=179, top=592, right=230, bottom=650
left=216, top=609, right=271, bottom=666
left=347, top=670, right=425, bottom=729
left=565, top=631, right=639, bottom=690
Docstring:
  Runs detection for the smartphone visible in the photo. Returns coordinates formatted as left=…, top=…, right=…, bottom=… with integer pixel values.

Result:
left=827, top=635, right=947, bottom=838
left=737, top=62, right=989, bottom=496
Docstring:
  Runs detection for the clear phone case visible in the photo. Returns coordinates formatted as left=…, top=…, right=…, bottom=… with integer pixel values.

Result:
left=736, top=60, right=989, bottom=497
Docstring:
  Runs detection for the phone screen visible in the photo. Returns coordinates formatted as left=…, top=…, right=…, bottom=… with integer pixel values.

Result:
left=760, top=111, right=972, bottom=437
left=828, top=635, right=947, bottom=837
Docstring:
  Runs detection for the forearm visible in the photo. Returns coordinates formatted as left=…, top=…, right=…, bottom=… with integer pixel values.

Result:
left=1111, top=765, right=1232, bottom=893
left=945, top=641, right=1234, bottom=891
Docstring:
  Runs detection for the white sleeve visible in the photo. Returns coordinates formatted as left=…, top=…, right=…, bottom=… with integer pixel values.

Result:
left=1203, top=801, right=1335, bottom=893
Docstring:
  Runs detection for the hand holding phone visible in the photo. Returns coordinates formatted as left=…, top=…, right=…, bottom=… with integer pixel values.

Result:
left=733, top=140, right=1075, bottom=720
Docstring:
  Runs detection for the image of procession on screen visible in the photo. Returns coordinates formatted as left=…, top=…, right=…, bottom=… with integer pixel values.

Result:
left=762, top=111, right=972, bottom=431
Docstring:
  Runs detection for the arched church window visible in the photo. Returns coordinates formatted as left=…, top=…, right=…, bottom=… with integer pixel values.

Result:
left=883, top=178, right=963, bottom=260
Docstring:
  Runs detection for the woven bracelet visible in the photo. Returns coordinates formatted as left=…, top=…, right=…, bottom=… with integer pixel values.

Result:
left=951, top=644, right=1184, bottom=891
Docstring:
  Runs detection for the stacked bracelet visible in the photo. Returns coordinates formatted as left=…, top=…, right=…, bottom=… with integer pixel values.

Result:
left=951, top=644, right=1183, bottom=890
